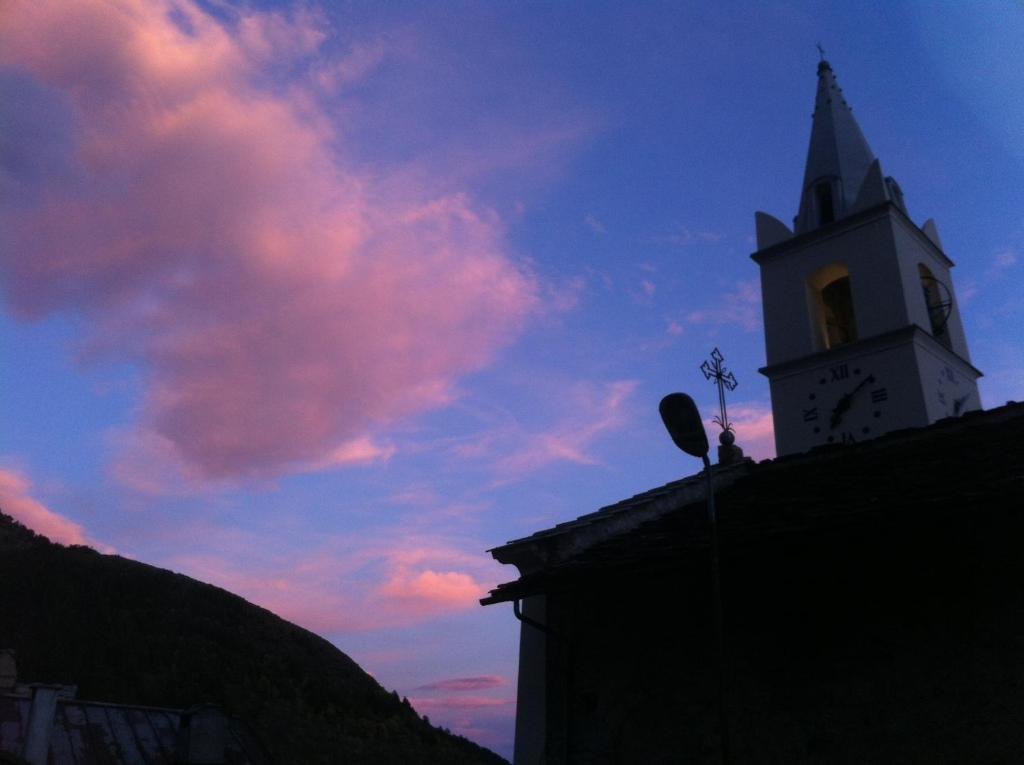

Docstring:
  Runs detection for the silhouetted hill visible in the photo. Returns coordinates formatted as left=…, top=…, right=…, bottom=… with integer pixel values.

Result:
left=0, top=511, right=507, bottom=765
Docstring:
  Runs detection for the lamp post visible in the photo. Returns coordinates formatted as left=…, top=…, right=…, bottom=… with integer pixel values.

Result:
left=659, top=392, right=730, bottom=765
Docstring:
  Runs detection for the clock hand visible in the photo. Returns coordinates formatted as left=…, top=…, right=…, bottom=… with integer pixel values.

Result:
left=849, top=374, right=875, bottom=396
left=829, top=394, right=852, bottom=429
left=830, top=374, right=875, bottom=429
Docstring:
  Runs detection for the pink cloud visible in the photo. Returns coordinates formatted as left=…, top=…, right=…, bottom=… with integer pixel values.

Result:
left=108, top=425, right=396, bottom=496
left=488, top=379, right=639, bottom=480
left=0, top=467, right=111, bottom=551
left=314, top=38, right=389, bottom=92
left=0, top=0, right=539, bottom=482
left=685, top=280, right=761, bottom=332
left=646, top=226, right=723, bottom=247
left=312, top=436, right=397, bottom=470
left=962, top=245, right=1021, bottom=307
left=989, top=248, right=1018, bottom=275
left=107, top=427, right=206, bottom=497
left=386, top=485, right=442, bottom=506
left=379, top=569, right=483, bottom=607
left=648, top=226, right=695, bottom=247
left=408, top=696, right=510, bottom=711
left=170, top=531, right=500, bottom=633
left=583, top=214, right=606, bottom=234
left=544, top=275, right=586, bottom=313
left=705, top=401, right=776, bottom=461
left=416, top=675, right=506, bottom=692
left=406, top=694, right=514, bottom=750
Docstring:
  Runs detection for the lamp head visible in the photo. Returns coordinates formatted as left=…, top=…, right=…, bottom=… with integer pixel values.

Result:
left=659, top=392, right=709, bottom=458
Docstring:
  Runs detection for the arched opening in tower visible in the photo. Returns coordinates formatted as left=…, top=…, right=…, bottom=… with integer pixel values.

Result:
left=808, top=263, right=858, bottom=351
left=815, top=182, right=836, bottom=226
left=918, top=263, right=952, bottom=350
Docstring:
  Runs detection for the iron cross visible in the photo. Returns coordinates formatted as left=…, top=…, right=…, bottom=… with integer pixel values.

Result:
left=700, top=347, right=738, bottom=432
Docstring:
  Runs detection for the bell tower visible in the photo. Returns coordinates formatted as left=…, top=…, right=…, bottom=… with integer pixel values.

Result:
left=753, top=57, right=981, bottom=457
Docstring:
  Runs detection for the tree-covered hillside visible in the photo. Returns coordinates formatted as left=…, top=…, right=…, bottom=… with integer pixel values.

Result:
left=0, top=511, right=507, bottom=765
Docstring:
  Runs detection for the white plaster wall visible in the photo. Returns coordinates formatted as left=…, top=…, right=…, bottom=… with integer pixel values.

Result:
left=888, top=216, right=972, bottom=362
left=513, top=595, right=546, bottom=765
left=769, top=329, right=982, bottom=456
left=770, top=340, right=930, bottom=456
left=760, top=209, right=910, bottom=366
left=912, top=340, right=982, bottom=422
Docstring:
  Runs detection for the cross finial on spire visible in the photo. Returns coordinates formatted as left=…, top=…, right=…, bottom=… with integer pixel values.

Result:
left=700, top=348, right=744, bottom=465
left=700, top=348, right=738, bottom=432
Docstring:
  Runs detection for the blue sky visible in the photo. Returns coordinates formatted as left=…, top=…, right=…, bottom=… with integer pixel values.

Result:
left=2, top=1, right=1022, bottom=757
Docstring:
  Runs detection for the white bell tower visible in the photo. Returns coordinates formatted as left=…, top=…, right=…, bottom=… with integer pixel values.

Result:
left=753, top=58, right=981, bottom=457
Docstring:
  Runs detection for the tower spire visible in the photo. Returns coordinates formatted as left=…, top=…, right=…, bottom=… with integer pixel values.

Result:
left=794, top=56, right=879, bottom=234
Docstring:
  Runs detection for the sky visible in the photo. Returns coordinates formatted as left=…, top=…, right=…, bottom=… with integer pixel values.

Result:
left=1, top=0, right=1023, bottom=758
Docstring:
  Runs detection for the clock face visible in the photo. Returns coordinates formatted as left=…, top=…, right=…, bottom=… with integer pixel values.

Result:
left=802, top=362, right=889, bottom=445
left=936, top=366, right=970, bottom=417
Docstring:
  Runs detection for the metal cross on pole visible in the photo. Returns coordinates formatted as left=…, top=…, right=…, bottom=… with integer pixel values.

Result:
left=700, top=347, right=738, bottom=433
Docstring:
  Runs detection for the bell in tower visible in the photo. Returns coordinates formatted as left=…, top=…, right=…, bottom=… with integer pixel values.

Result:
left=752, top=56, right=982, bottom=457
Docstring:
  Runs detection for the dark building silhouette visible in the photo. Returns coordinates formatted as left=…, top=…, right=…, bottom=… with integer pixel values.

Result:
left=0, top=652, right=271, bottom=765
left=483, top=60, right=1018, bottom=764
left=484, top=403, right=1024, bottom=763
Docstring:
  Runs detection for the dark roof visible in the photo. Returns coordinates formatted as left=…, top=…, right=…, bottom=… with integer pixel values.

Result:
left=485, top=456, right=755, bottom=575
left=0, top=688, right=270, bottom=765
left=482, top=402, right=1024, bottom=605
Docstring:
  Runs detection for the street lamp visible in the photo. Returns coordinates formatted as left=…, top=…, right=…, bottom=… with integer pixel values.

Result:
left=659, top=392, right=730, bottom=765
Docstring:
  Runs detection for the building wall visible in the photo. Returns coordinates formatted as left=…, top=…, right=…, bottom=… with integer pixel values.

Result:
left=887, top=214, right=971, bottom=362
left=514, top=595, right=547, bottom=765
left=759, top=207, right=907, bottom=367
left=539, top=499, right=1024, bottom=764
left=544, top=560, right=720, bottom=765
left=768, top=337, right=932, bottom=454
